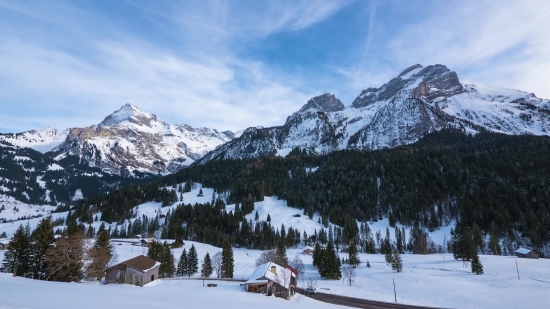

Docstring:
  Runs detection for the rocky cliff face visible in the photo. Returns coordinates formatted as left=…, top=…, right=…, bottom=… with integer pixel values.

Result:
left=198, top=64, right=550, bottom=164
left=1, top=104, right=235, bottom=175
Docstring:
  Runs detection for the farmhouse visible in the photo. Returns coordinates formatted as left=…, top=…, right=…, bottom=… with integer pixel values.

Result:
left=244, top=262, right=296, bottom=299
left=515, top=248, right=539, bottom=259
left=105, top=255, right=160, bottom=287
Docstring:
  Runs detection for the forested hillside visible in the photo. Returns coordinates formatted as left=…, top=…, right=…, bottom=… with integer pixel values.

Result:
left=71, top=130, right=550, bottom=254
left=0, top=140, right=158, bottom=205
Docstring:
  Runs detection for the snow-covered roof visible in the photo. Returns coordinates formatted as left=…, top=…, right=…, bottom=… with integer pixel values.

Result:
left=515, top=248, right=531, bottom=254
left=245, top=262, right=295, bottom=289
left=0, top=238, right=10, bottom=245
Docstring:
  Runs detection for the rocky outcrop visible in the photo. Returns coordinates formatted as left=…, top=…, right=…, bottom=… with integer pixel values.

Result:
left=288, top=93, right=344, bottom=121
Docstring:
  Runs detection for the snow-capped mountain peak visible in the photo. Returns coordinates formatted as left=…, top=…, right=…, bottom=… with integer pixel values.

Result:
left=98, top=103, right=165, bottom=128
left=197, top=63, right=550, bottom=164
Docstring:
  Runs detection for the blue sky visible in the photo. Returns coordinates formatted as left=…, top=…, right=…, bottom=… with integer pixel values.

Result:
left=1, top=0, right=548, bottom=132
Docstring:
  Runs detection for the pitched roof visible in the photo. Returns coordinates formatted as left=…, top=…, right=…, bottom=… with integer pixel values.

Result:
left=113, top=255, right=160, bottom=272
left=515, top=248, right=531, bottom=254
left=246, top=262, right=295, bottom=289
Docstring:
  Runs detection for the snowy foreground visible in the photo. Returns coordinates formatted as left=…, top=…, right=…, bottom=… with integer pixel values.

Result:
left=1, top=186, right=549, bottom=309
left=2, top=241, right=549, bottom=309
left=0, top=275, right=342, bottom=309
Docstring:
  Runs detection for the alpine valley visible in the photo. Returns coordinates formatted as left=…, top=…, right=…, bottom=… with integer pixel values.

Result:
left=1, top=64, right=550, bottom=257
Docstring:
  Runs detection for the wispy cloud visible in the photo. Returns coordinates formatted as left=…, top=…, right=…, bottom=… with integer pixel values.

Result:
left=0, top=0, right=346, bottom=132
left=387, top=0, right=550, bottom=97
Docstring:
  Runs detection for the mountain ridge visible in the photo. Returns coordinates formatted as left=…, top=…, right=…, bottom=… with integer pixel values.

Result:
left=196, top=63, right=550, bottom=164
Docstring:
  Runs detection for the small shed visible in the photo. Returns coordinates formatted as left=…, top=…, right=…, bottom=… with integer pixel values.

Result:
left=245, top=262, right=296, bottom=299
left=0, top=238, right=9, bottom=250
left=105, top=255, right=160, bottom=287
left=302, top=246, right=314, bottom=255
left=515, top=248, right=539, bottom=259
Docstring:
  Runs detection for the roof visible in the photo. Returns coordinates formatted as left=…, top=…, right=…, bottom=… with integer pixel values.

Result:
left=246, top=262, right=295, bottom=289
left=109, top=255, right=160, bottom=272
left=0, top=238, right=10, bottom=245
left=286, top=265, right=298, bottom=276
left=515, top=248, right=532, bottom=254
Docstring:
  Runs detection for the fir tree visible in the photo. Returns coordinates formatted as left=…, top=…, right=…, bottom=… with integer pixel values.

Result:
left=348, top=243, right=360, bottom=268
left=2, top=223, right=31, bottom=277
left=221, top=238, right=234, bottom=278
left=201, top=252, right=213, bottom=278
left=86, top=230, right=113, bottom=280
left=275, top=239, right=288, bottom=266
left=255, top=211, right=259, bottom=221
left=0, top=231, right=7, bottom=238
left=30, top=218, right=55, bottom=279
left=319, top=242, right=341, bottom=279
left=187, top=244, right=198, bottom=278
left=177, top=248, right=188, bottom=277
left=267, top=214, right=271, bottom=222
left=391, top=251, right=403, bottom=272
left=471, top=251, right=484, bottom=275
left=312, top=242, right=322, bottom=267
left=161, top=242, right=175, bottom=278
left=366, top=260, right=371, bottom=268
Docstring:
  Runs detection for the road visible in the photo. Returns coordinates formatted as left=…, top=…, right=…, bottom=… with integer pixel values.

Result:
left=294, top=287, right=450, bottom=309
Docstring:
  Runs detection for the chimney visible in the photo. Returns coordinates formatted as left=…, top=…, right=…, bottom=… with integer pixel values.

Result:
left=271, top=266, right=277, bottom=274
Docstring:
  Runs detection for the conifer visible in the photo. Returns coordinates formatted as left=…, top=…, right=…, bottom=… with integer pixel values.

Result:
left=201, top=252, right=213, bottom=278
left=187, top=244, right=198, bottom=277
left=471, top=251, right=484, bottom=275
left=221, top=238, right=234, bottom=278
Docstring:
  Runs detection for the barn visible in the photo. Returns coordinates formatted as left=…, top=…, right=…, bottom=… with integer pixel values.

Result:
left=244, top=262, right=296, bottom=299
left=515, top=248, right=539, bottom=259
left=105, top=255, right=160, bottom=287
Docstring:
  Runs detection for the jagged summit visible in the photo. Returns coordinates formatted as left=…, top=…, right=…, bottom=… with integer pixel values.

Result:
left=98, top=103, right=164, bottom=128
left=352, top=64, right=463, bottom=108
left=288, top=93, right=344, bottom=122
left=197, top=63, right=550, bottom=165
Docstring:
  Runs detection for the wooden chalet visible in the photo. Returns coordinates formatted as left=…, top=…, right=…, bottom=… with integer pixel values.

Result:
left=302, top=246, right=314, bottom=255
left=105, top=255, right=160, bottom=287
left=515, top=248, right=539, bottom=259
left=244, top=262, right=296, bottom=299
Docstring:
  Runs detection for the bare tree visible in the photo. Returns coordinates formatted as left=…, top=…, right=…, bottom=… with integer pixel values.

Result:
left=289, top=254, right=305, bottom=287
left=341, top=265, right=355, bottom=286
left=211, top=251, right=222, bottom=278
left=45, top=233, right=86, bottom=282
left=255, top=249, right=278, bottom=266
left=306, top=277, right=318, bottom=291
left=275, top=268, right=292, bottom=300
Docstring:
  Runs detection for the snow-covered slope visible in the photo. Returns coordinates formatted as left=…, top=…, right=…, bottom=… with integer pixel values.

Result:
left=198, top=64, right=550, bottom=164
left=0, top=128, right=69, bottom=153
left=0, top=104, right=236, bottom=175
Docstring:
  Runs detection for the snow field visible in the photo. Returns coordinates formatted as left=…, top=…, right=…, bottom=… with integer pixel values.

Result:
left=0, top=274, right=344, bottom=309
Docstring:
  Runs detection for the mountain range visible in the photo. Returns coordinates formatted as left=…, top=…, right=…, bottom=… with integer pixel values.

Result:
left=0, top=104, right=235, bottom=175
left=197, top=64, right=550, bottom=164
left=1, top=63, right=549, bottom=187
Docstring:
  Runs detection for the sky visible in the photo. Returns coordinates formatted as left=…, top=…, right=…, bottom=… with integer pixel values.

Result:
left=0, top=0, right=549, bottom=133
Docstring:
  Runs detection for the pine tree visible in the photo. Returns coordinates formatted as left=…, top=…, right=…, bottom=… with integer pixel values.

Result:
left=187, top=244, right=198, bottom=278
left=312, top=242, right=322, bottom=268
left=2, top=223, right=32, bottom=277
left=275, top=239, right=288, bottom=266
left=384, top=251, right=393, bottom=264
left=366, top=260, right=371, bottom=268
left=391, top=251, right=403, bottom=272
left=201, top=252, right=213, bottom=278
left=319, top=242, right=341, bottom=279
left=0, top=231, right=7, bottom=238
left=221, top=238, right=234, bottom=278
left=255, top=211, right=259, bottom=221
left=267, top=214, right=271, bottom=222
left=161, top=242, right=175, bottom=278
left=177, top=248, right=188, bottom=277
left=348, top=243, right=360, bottom=268
left=30, top=218, right=55, bottom=279
left=471, top=251, right=484, bottom=275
